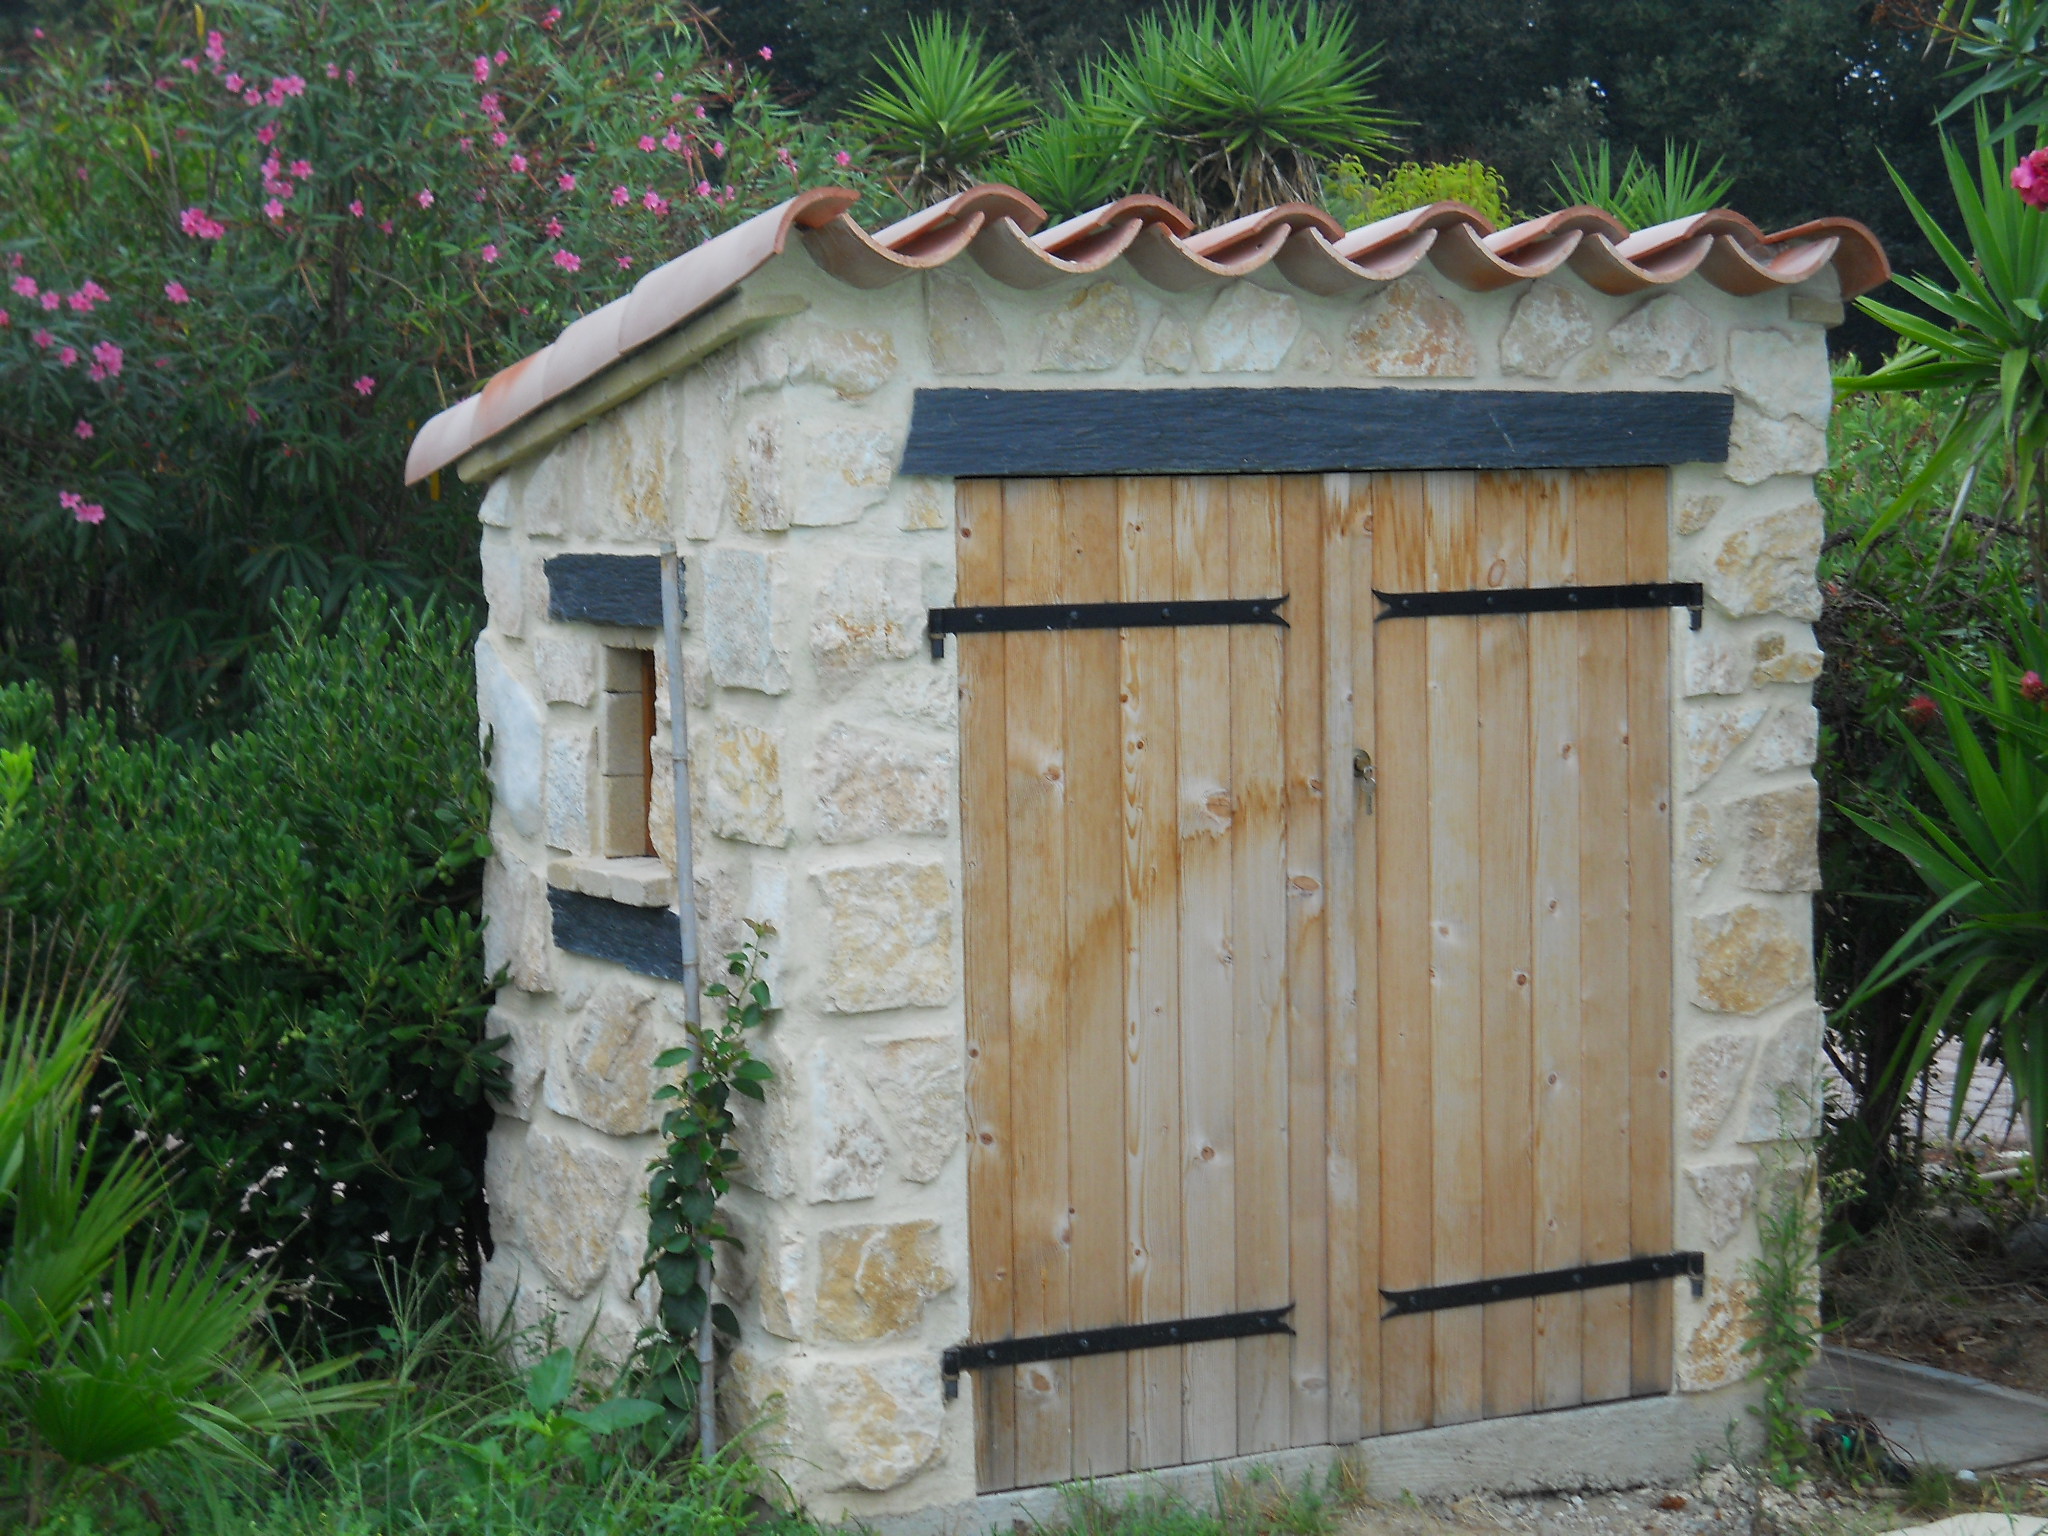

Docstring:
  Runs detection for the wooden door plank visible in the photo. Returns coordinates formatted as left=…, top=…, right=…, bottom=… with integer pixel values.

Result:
left=1528, top=471, right=1584, bottom=1412
left=1003, top=477, right=1075, bottom=1485
left=1176, top=475, right=1240, bottom=1463
left=1476, top=473, right=1536, bottom=1421
left=958, top=479, right=1017, bottom=1490
left=1280, top=474, right=1330, bottom=1449
left=1348, top=475, right=1384, bottom=1442
left=1624, top=467, right=1676, bottom=1397
left=1121, top=477, right=1186, bottom=1471
left=1574, top=469, right=1635, bottom=1405
left=1424, top=471, right=1484, bottom=1428
left=1373, top=471, right=1435, bottom=1433
left=1064, top=477, right=1131, bottom=1478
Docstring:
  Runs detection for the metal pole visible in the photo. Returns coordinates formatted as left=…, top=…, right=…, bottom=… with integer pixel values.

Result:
left=659, top=545, right=716, bottom=1459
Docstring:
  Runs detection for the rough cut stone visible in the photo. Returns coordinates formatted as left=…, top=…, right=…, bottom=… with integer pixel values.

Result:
left=1683, top=803, right=1720, bottom=896
left=926, top=272, right=1005, bottom=375
left=811, top=722, right=953, bottom=843
left=1789, top=294, right=1846, bottom=327
left=792, top=326, right=898, bottom=398
left=795, top=428, right=895, bottom=527
left=815, top=1220, right=955, bottom=1341
left=1726, top=405, right=1828, bottom=485
left=1706, top=501, right=1824, bottom=621
left=1680, top=701, right=1767, bottom=789
left=700, top=718, right=792, bottom=847
left=811, top=1356, right=946, bottom=1491
left=729, top=1040, right=799, bottom=1199
left=703, top=548, right=790, bottom=695
left=752, top=1220, right=806, bottom=1340
left=1728, top=328, right=1832, bottom=423
left=1679, top=1276, right=1761, bottom=1391
left=813, top=861, right=956, bottom=1013
left=1692, top=904, right=1812, bottom=1015
left=1751, top=703, right=1820, bottom=773
left=481, top=532, right=527, bottom=639
left=518, top=1128, right=639, bottom=1298
left=1034, top=282, right=1140, bottom=371
left=1677, top=494, right=1725, bottom=536
left=1686, top=1162, right=1757, bottom=1249
left=1686, top=1033, right=1758, bottom=1148
left=1344, top=276, right=1477, bottom=376
left=477, top=635, right=544, bottom=838
left=809, top=1047, right=890, bottom=1201
left=1292, top=330, right=1334, bottom=372
left=1742, top=1005, right=1824, bottom=1142
left=1753, top=632, right=1824, bottom=685
left=543, top=725, right=595, bottom=854
left=1683, top=634, right=1747, bottom=697
left=883, top=670, right=960, bottom=731
left=479, top=477, right=514, bottom=528
left=1499, top=281, right=1595, bottom=377
left=810, top=556, right=924, bottom=693
left=1143, top=313, right=1194, bottom=374
left=1195, top=285, right=1302, bottom=372
left=482, top=855, right=551, bottom=993
left=485, top=1003, right=545, bottom=1119
left=1606, top=294, right=1714, bottom=379
left=733, top=330, right=791, bottom=394
left=1731, top=782, right=1820, bottom=893
left=864, top=1035, right=965, bottom=1182
left=534, top=635, right=600, bottom=705
left=896, top=478, right=949, bottom=532
left=543, top=979, right=674, bottom=1136
left=729, top=410, right=787, bottom=532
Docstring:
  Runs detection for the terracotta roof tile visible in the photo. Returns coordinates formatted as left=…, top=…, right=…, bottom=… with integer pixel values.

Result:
left=404, top=183, right=1889, bottom=485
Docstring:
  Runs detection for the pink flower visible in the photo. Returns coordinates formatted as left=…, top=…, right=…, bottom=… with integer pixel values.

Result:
left=759, top=45, right=773, bottom=59
left=76, top=500, right=106, bottom=525
left=552, top=248, right=581, bottom=271
left=2015, top=150, right=2048, bottom=209
left=164, top=280, right=190, bottom=303
left=224, top=71, right=245, bottom=92
left=205, top=29, right=226, bottom=63
left=91, top=341, right=122, bottom=376
left=610, top=184, right=630, bottom=206
left=673, top=92, right=685, bottom=104
left=642, top=188, right=663, bottom=209
left=273, top=74, right=306, bottom=98
left=325, top=62, right=341, bottom=79
left=57, top=347, right=77, bottom=367
left=346, top=68, right=358, bottom=86
left=481, top=242, right=500, bottom=263
left=180, top=207, right=227, bottom=239
left=39, top=292, right=59, bottom=311
left=348, top=199, right=365, bottom=218
left=694, top=105, right=706, bottom=120
left=490, top=130, right=510, bottom=147
left=694, top=179, right=711, bottom=197
left=31, top=328, right=53, bottom=348
left=616, top=254, right=633, bottom=268
left=558, top=171, right=576, bottom=191
left=542, top=7, right=563, bottom=29
left=10, top=275, right=35, bottom=298
left=0, top=310, right=9, bottom=327
left=69, top=281, right=108, bottom=311
left=510, top=153, right=528, bottom=172
left=244, top=88, right=262, bottom=106
left=256, top=121, right=279, bottom=144
left=479, top=91, right=504, bottom=123
left=352, top=375, right=376, bottom=396
left=544, top=216, right=565, bottom=238
left=378, top=219, right=393, bottom=234
left=495, top=49, right=509, bottom=65
left=473, top=54, right=491, bottom=83
left=180, top=56, right=201, bottom=72
left=834, top=150, right=852, bottom=168
left=459, top=136, right=473, bottom=152
left=711, top=139, right=725, bottom=158
left=416, top=188, right=435, bottom=207
left=2023, top=670, right=2048, bottom=703
left=638, top=134, right=657, bottom=152
left=1905, top=693, right=1939, bottom=729
left=290, top=159, right=311, bottom=178
left=74, top=419, right=93, bottom=439
left=264, top=198, right=286, bottom=221
left=59, top=489, right=81, bottom=511
left=663, top=129, right=683, bottom=152
left=473, top=188, right=487, bottom=203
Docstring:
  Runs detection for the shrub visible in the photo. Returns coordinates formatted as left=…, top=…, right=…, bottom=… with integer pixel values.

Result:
left=1322, top=156, right=1516, bottom=228
left=1545, top=139, right=1733, bottom=226
left=848, top=14, right=1034, bottom=205
left=0, top=590, right=500, bottom=1332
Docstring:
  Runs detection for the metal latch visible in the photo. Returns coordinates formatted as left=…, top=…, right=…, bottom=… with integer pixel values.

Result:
left=1353, top=750, right=1374, bottom=815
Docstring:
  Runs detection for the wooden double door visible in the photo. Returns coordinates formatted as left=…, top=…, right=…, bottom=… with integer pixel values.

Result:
left=956, top=470, right=1676, bottom=1493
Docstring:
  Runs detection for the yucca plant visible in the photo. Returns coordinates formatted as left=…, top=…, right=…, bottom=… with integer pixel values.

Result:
left=1545, top=140, right=1734, bottom=227
left=849, top=14, right=1037, bottom=204
left=988, top=81, right=1132, bottom=219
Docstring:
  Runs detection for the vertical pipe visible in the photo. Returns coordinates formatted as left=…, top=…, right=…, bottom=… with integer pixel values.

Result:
left=660, top=544, right=716, bottom=1458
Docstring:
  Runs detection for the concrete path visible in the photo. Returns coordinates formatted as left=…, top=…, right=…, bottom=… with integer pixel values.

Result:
left=1807, top=1346, right=2048, bottom=1472
left=1879, top=1517, right=2048, bottom=1536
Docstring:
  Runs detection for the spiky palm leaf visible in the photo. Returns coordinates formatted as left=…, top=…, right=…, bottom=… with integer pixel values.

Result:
left=849, top=15, right=1036, bottom=204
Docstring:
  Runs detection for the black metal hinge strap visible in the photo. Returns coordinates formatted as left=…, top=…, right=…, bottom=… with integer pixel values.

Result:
left=925, top=596, right=1288, bottom=659
left=1380, top=1252, right=1705, bottom=1319
left=940, top=1306, right=1294, bottom=1396
left=1375, top=582, right=1705, bottom=630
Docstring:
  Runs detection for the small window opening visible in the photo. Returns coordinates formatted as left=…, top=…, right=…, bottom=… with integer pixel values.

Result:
left=601, top=646, right=658, bottom=857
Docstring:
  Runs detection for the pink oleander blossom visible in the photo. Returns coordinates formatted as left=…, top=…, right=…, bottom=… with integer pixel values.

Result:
left=346, top=68, right=358, bottom=86
left=180, top=207, right=227, bottom=239
left=205, top=29, right=226, bottom=63
left=32, top=328, right=53, bottom=348
left=264, top=198, right=286, bottom=221
left=610, top=184, right=630, bottom=206
left=0, top=310, right=9, bottom=327
left=180, top=56, right=200, bottom=71
left=2018, top=151, right=2048, bottom=209
left=164, top=280, right=190, bottom=303
left=544, top=216, right=565, bottom=238
left=256, top=121, right=279, bottom=144
left=491, top=130, right=510, bottom=147
left=495, top=49, right=509, bottom=65
left=543, top=6, right=562, bottom=27
left=348, top=199, right=364, bottom=217
left=60, top=490, right=106, bottom=525
left=416, top=187, right=435, bottom=207
left=224, top=71, right=245, bottom=92
left=91, top=341, right=122, bottom=376
left=290, top=159, right=311, bottom=178
left=325, top=62, right=340, bottom=79
left=57, top=347, right=77, bottom=367
left=479, top=91, right=504, bottom=123
left=2024, top=670, right=2048, bottom=703
left=244, top=88, right=262, bottom=106
left=694, top=179, right=711, bottom=197
left=559, top=171, right=577, bottom=191
left=74, top=419, right=93, bottom=439
left=552, top=248, right=581, bottom=271
left=378, top=219, right=393, bottom=234
left=273, top=73, right=305, bottom=98
left=711, top=139, right=725, bottom=158
left=759, top=45, right=773, bottom=59
left=481, top=243, right=500, bottom=263
left=473, top=54, right=491, bottom=83
left=834, top=150, right=852, bottom=167
left=352, top=375, right=376, bottom=396
left=10, top=275, right=35, bottom=298
left=638, top=134, right=657, bottom=152
left=663, top=129, right=684, bottom=152
left=616, top=254, right=633, bottom=268
left=39, top=292, right=59, bottom=311
left=511, top=153, right=528, bottom=172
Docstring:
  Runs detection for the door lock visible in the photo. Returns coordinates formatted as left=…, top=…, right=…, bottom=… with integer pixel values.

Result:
left=1353, top=749, right=1375, bottom=815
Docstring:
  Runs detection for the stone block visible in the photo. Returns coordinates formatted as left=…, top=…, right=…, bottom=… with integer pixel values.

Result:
left=484, top=1003, right=545, bottom=1119
left=703, top=548, right=790, bottom=695
left=1680, top=701, right=1767, bottom=790
left=810, top=1047, right=890, bottom=1201
left=792, top=326, right=898, bottom=398
left=811, top=722, right=952, bottom=843
left=810, top=556, right=924, bottom=694
left=815, top=1220, right=955, bottom=1341
left=795, top=426, right=895, bottom=526
left=1143, top=313, right=1194, bottom=374
left=1678, top=1276, right=1760, bottom=1390
left=884, top=670, right=960, bottom=731
left=734, top=329, right=792, bottom=394
left=1731, top=782, right=1820, bottom=892
left=1605, top=294, right=1714, bottom=379
left=699, top=718, right=792, bottom=847
left=543, top=725, right=595, bottom=854
left=1692, top=904, right=1812, bottom=1015
left=864, top=1035, right=965, bottom=1182
left=813, top=860, right=956, bottom=1013
left=749, top=1218, right=806, bottom=1340
left=1705, top=501, right=1823, bottom=621
left=534, top=635, right=601, bottom=705
left=730, top=1039, right=798, bottom=1199
left=1682, top=803, right=1719, bottom=895
left=1499, top=281, right=1594, bottom=377
left=483, top=855, right=552, bottom=993
left=479, top=477, right=514, bottom=528
left=1728, top=328, right=1832, bottom=424
left=1686, top=1162, right=1757, bottom=1249
left=518, top=1127, right=639, bottom=1298
left=1751, top=703, right=1819, bottom=773
left=478, top=634, right=544, bottom=838
left=1677, top=493, right=1725, bottom=536
left=1683, top=633, right=1747, bottom=697
left=1742, top=1005, right=1824, bottom=1142
left=543, top=978, right=676, bottom=1136
left=1788, top=293, right=1846, bottom=327
left=1726, top=404, right=1828, bottom=485
left=896, top=478, right=949, bottom=531
left=1291, top=330, right=1334, bottom=372
left=1033, top=281, right=1140, bottom=371
left=811, top=1356, right=946, bottom=1491
left=1685, top=1033, right=1758, bottom=1148
left=1752, top=632, right=1824, bottom=685
left=926, top=272, right=1005, bottom=375
left=1195, top=284, right=1301, bottom=372
left=480, top=531, right=529, bottom=641
left=729, top=409, right=788, bottom=532
left=1343, top=275, right=1477, bottom=376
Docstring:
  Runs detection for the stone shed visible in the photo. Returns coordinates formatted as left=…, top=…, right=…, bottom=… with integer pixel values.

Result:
left=405, top=184, right=1887, bottom=1524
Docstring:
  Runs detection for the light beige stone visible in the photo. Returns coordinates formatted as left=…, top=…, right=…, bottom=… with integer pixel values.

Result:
left=1034, top=281, right=1139, bottom=371
left=1143, top=313, right=1194, bottom=374
left=1499, top=281, right=1594, bottom=377
left=1344, top=275, right=1478, bottom=376
left=1680, top=701, right=1767, bottom=789
left=1606, top=294, right=1714, bottom=379
left=815, top=1220, right=955, bottom=1341
left=809, top=1047, right=889, bottom=1201
left=1686, top=1033, right=1758, bottom=1147
left=811, top=722, right=952, bottom=843
left=1729, top=328, right=1832, bottom=423
left=811, top=1356, right=945, bottom=1491
left=519, top=1128, right=639, bottom=1298
left=479, top=477, right=514, bottom=528
left=883, top=670, right=959, bottom=731
left=482, top=854, right=551, bottom=993
left=896, top=478, right=948, bottom=531
left=926, top=272, right=1005, bottom=375
left=1726, top=404, right=1828, bottom=485
left=730, top=1039, right=799, bottom=1199
left=1752, top=632, right=1824, bottom=685
left=703, top=548, right=790, bottom=695
left=699, top=718, right=792, bottom=847
left=481, top=531, right=526, bottom=639
left=1686, top=1162, right=1757, bottom=1249
left=794, top=427, right=894, bottom=526
left=753, top=1220, right=806, bottom=1340
left=1677, top=493, right=1725, bottom=536
left=1692, top=904, right=1812, bottom=1015
left=733, top=330, right=791, bottom=394
left=1706, top=501, right=1824, bottom=621
left=1292, top=330, right=1334, bottom=372
left=1683, top=803, right=1720, bottom=896
left=864, top=1035, right=965, bottom=1182
left=542, top=725, right=594, bottom=854
left=810, top=556, right=924, bottom=693
left=534, top=635, right=600, bottom=705
left=1742, top=1005, right=1824, bottom=1142
left=478, top=635, right=543, bottom=838
left=485, top=1003, right=545, bottom=1119
left=1678, top=1276, right=1760, bottom=1390
left=729, top=410, right=787, bottom=532
left=813, top=860, right=956, bottom=1013
left=1196, top=284, right=1302, bottom=372
left=1788, top=293, right=1846, bottom=327
left=793, top=326, right=898, bottom=398
left=1751, top=703, right=1820, bottom=772
left=1683, top=634, right=1746, bottom=697
left=1731, top=782, right=1820, bottom=892
left=543, top=979, right=673, bottom=1136
left=477, top=1248, right=564, bottom=1369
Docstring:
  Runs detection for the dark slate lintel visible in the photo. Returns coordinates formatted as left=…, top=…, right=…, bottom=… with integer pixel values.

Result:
left=897, top=388, right=1734, bottom=478
left=548, top=886, right=684, bottom=982
left=544, top=553, right=669, bottom=628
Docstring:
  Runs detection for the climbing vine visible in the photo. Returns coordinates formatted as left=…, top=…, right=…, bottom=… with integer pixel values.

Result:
left=641, top=924, right=776, bottom=1426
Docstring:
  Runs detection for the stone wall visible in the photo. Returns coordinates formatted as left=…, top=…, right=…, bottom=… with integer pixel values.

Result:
left=467, top=238, right=1840, bottom=1519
